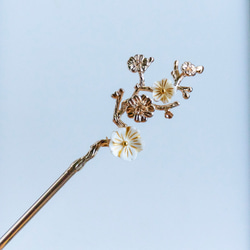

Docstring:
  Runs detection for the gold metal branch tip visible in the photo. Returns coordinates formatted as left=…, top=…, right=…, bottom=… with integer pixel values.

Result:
left=0, top=54, right=204, bottom=249
left=196, top=65, right=204, bottom=74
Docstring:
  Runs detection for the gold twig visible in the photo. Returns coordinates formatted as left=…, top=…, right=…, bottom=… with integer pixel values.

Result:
left=138, top=71, right=145, bottom=87
left=154, top=101, right=180, bottom=119
left=112, top=89, right=127, bottom=127
left=75, top=139, right=110, bottom=171
left=177, top=86, right=193, bottom=99
left=154, top=101, right=180, bottom=111
left=171, top=60, right=185, bottom=87
left=133, top=85, right=153, bottom=96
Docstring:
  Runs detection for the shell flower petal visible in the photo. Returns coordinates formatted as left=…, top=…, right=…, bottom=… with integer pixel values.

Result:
left=109, top=126, right=143, bottom=161
left=152, top=79, right=175, bottom=104
left=120, top=145, right=138, bottom=161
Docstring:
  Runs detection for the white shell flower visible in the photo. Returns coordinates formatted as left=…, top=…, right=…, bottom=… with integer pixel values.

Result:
left=152, top=78, right=175, bottom=103
left=109, top=126, right=143, bottom=161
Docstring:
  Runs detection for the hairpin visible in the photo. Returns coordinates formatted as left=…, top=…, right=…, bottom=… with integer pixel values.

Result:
left=0, top=54, right=204, bottom=249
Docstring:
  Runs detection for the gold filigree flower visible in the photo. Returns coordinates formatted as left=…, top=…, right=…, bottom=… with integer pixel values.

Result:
left=152, top=79, right=175, bottom=103
left=127, top=54, right=154, bottom=73
left=181, top=62, right=197, bottom=76
left=126, top=94, right=155, bottom=122
left=109, top=126, right=143, bottom=161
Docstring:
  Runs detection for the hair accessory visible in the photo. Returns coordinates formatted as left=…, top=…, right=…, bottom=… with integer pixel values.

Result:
left=0, top=55, right=204, bottom=249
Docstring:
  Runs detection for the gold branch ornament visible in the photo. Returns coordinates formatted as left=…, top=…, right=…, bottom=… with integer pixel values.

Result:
left=109, top=54, right=204, bottom=161
left=0, top=54, right=204, bottom=249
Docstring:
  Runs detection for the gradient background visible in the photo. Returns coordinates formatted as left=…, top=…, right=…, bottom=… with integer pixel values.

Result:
left=0, top=0, right=249, bottom=249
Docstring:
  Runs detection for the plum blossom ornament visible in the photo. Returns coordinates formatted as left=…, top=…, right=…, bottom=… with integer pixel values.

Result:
left=127, top=54, right=155, bottom=87
left=126, top=94, right=155, bottom=122
left=181, top=62, right=197, bottom=76
left=109, top=126, right=143, bottom=161
left=152, top=78, right=176, bottom=103
left=181, top=62, right=204, bottom=77
left=127, top=54, right=154, bottom=73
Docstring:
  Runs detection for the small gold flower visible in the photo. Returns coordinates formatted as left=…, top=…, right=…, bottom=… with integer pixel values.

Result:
left=109, top=126, right=143, bottom=161
left=152, top=79, right=175, bottom=103
left=181, top=62, right=197, bottom=76
left=126, top=94, right=155, bottom=122
left=127, top=54, right=154, bottom=73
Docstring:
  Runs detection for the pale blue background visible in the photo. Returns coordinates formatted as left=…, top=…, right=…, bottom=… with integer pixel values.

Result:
left=0, top=0, right=249, bottom=250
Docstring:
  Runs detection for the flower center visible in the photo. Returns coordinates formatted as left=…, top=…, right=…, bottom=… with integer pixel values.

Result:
left=123, top=141, right=128, bottom=147
left=135, top=104, right=146, bottom=114
left=161, top=88, right=166, bottom=94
